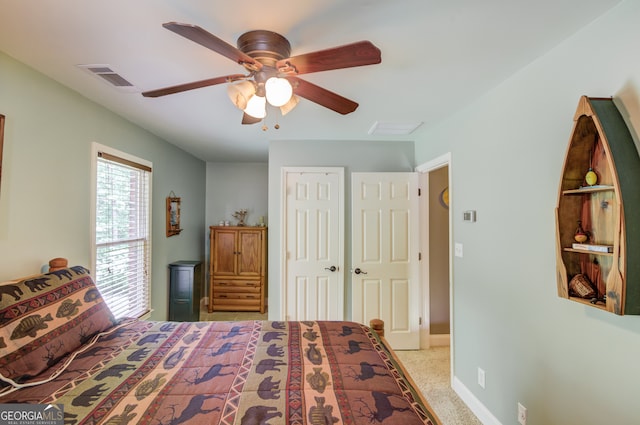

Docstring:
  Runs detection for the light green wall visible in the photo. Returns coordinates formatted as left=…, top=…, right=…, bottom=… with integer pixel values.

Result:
left=415, top=1, right=640, bottom=424
left=267, top=139, right=415, bottom=320
left=204, top=162, right=269, bottom=298
left=0, top=51, right=206, bottom=321
left=205, top=162, right=269, bottom=227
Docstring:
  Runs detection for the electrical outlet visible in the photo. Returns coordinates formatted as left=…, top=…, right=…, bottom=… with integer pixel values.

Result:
left=518, top=402, right=527, bottom=425
left=477, top=367, right=485, bottom=388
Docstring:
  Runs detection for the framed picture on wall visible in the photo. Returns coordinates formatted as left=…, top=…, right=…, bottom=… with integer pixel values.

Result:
left=166, top=195, right=182, bottom=237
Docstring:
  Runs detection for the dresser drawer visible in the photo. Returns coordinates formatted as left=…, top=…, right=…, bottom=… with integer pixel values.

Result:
left=212, top=294, right=261, bottom=310
left=213, top=279, right=261, bottom=293
left=213, top=292, right=261, bottom=301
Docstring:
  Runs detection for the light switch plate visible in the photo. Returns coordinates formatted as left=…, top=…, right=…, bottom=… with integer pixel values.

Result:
left=477, top=367, right=485, bottom=388
left=454, top=243, right=463, bottom=258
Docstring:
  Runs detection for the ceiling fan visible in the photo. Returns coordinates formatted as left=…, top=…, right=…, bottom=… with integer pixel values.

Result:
left=141, top=22, right=382, bottom=125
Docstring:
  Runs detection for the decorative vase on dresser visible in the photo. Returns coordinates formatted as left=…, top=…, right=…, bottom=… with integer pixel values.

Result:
left=209, top=226, right=267, bottom=313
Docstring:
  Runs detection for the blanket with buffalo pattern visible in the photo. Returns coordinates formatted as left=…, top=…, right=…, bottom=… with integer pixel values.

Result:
left=0, top=319, right=440, bottom=424
left=0, top=267, right=439, bottom=424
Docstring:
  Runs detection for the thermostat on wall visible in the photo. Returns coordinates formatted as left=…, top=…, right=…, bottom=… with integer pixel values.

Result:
left=463, top=210, right=476, bottom=222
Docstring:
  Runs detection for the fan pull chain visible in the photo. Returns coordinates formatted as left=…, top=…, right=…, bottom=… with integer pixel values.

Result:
left=261, top=107, right=281, bottom=131
left=273, top=105, right=281, bottom=130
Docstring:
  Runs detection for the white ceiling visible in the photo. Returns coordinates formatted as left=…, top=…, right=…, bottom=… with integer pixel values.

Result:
left=0, top=0, right=622, bottom=162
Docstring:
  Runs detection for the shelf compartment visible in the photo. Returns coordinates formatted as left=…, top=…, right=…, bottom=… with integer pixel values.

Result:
left=562, top=185, right=614, bottom=195
left=568, top=296, right=606, bottom=311
left=563, top=247, right=613, bottom=256
left=555, top=96, right=640, bottom=315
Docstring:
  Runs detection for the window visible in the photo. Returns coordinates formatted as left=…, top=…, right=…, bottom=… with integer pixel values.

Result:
left=92, top=144, right=152, bottom=319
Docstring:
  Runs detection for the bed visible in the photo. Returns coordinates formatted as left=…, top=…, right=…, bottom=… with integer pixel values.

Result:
left=0, top=264, right=441, bottom=424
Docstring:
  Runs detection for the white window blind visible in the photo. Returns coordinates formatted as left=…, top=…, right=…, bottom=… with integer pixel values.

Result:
left=95, top=151, right=151, bottom=319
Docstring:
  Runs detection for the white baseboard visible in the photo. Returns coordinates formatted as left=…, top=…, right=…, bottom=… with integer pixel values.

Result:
left=452, top=376, right=502, bottom=425
left=429, top=333, right=450, bottom=346
left=420, top=329, right=451, bottom=349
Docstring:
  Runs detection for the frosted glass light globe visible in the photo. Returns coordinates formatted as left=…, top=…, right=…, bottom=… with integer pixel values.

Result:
left=265, top=77, right=293, bottom=107
left=244, top=95, right=266, bottom=119
left=227, top=81, right=256, bottom=110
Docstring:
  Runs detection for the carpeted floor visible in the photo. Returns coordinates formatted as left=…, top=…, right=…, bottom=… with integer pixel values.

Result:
left=396, top=347, right=482, bottom=425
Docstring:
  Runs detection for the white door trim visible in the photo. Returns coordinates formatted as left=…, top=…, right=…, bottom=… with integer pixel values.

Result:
left=280, top=167, right=345, bottom=320
left=417, top=170, right=431, bottom=349
left=415, top=153, right=453, bottom=377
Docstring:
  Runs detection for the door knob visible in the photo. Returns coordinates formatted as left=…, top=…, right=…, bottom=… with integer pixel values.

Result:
left=324, top=266, right=337, bottom=272
left=353, top=268, right=367, bottom=275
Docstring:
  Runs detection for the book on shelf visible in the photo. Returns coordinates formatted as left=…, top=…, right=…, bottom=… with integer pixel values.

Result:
left=571, top=243, right=614, bottom=253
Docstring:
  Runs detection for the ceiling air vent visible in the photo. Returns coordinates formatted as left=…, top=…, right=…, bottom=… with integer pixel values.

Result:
left=368, top=121, right=423, bottom=136
left=77, top=64, right=138, bottom=92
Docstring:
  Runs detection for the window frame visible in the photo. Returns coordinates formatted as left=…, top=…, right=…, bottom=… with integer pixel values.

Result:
left=90, top=142, right=153, bottom=318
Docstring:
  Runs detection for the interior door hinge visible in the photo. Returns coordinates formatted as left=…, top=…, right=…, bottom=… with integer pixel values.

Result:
left=418, top=188, right=421, bottom=196
left=418, top=252, right=422, bottom=261
left=419, top=317, right=422, bottom=325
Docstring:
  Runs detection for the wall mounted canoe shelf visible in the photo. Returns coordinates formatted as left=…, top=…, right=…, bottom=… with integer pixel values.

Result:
left=556, top=96, right=640, bottom=315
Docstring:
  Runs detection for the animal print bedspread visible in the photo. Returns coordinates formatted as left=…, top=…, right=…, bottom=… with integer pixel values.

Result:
left=0, top=320, right=440, bottom=425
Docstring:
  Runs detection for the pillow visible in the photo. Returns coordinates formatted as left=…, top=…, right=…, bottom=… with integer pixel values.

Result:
left=0, top=266, right=116, bottom=383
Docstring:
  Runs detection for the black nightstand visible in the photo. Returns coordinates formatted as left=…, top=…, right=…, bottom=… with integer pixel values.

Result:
left=168, top=261, right=202, bottom=321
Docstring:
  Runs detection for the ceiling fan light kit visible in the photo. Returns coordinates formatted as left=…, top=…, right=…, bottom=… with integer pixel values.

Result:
left=142, top=22, right=382, bottom=126
left=227, top=76, right=294, bottom=118
left=264, top=77, right=293, bottom=107
left=244, top=94, right=267, bottom=119
left=279, top=94, right=299, bottom=116
left=226, top=81, right=255, bottom=110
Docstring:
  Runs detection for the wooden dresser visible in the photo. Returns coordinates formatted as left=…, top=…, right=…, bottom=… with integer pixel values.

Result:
left=209, top=226, right=267, bottom=313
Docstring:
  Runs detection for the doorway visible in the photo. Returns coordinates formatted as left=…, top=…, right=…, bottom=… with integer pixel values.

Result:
left=417, top=153, right=452, bottom=349
left=279, top=168, right=420, bottom=350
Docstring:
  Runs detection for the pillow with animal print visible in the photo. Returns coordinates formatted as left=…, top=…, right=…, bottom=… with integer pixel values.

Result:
left=0, top=266, right=117, bottom=383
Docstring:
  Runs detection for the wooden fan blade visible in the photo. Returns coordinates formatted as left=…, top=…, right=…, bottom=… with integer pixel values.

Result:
left=163, top=22, right=262, bottom=70
left=142, top=74, right=246, bottom=98
left=242, top=113, right=262, bottom=125
left=287, top=76, right=358, bottom=115
left=277, top=41, right=381, bottom=75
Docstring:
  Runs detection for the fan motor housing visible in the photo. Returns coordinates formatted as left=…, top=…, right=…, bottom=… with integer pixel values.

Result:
left=237, top=30, right=291, bottom=67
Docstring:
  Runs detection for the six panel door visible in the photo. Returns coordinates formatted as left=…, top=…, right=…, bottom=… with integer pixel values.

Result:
left=351, top=172, right=420, bottom=349
left=283, top=168, right=344, bottom=321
